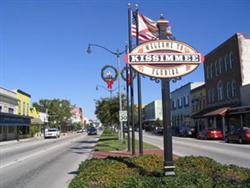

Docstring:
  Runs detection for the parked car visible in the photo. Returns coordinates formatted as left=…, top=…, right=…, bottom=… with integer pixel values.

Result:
left=45, top=128, right=60, bottom=139
left=87, top=127, right=97, bottom=135
left=152, top=126, right=163, bottom=135
left=225, top=127, right=250, bottom=144
left=197, top=128, right=223, bottom=140
left=179, top=126, right=196, bottom=137
left=77, top=128, right=86, bottom=133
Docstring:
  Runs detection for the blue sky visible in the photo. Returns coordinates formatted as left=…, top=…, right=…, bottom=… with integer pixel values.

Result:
left=0, top=0, right=250, bottom=119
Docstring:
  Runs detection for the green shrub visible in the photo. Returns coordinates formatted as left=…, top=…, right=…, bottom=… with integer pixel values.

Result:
left=70, top=154, right=250, bottom=188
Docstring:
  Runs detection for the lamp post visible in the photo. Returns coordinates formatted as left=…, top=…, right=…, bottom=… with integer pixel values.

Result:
left=87, top=44, right=125, bottom=143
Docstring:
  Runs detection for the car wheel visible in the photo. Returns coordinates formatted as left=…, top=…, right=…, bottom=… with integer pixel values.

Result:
left=239, top=137, right=244, bottom=144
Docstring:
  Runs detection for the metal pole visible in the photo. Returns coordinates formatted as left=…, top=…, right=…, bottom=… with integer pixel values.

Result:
left=128, top=4, right=135, bottom=155
left=157, top=15, right=175, bottom=176
left=135, top=4, right=143, bottom=155
left=117, top=51, right=123, bottom=143
left=125, top=50, right=131, bottom=151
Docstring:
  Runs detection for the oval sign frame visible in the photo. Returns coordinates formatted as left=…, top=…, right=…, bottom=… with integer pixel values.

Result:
left=127, top=40, right=204, bottom=78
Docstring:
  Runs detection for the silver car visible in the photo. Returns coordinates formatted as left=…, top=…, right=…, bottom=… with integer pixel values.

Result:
left=45, top=128, right=60, bottom=138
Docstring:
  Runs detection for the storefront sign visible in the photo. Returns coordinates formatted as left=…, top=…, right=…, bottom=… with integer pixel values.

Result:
left=126, top=40, right=204, bottom=78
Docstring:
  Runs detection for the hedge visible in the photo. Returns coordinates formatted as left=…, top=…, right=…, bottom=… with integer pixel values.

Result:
left=69, top=155, right=250, bottom=188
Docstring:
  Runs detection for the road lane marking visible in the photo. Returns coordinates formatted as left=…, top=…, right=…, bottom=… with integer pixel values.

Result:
left=0, top=135, right=86, bottom=170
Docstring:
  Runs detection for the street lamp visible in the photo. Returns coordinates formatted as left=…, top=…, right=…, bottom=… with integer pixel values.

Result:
left=87, top=43, right=125, bottom=143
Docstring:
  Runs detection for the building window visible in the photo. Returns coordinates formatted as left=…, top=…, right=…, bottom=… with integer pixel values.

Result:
left=8, top=108, right=14, bottom=114
left=215, top=60, right=218, bottom=76
left=217, top=81, right=224, bottom=101
left=219, top=57, right=222, bottom=74
left=210, top=64, right=213, bottom=79
left=23, top=102, right=25, bottom=115
left=227, top=82, right=232, bottom=99
left=211, top=88, right=215, bottom=103
left=229, top=51, right=233, bottom=69
left=224, top=54, right=228, bottom=72
left=18, top=101, right=21, bottom=115
left=27, top=103, right=29, bottom=116
left=206, top=65, right=210, bottom=80
left=0, top=126, right=2, bottom=134
left=208, top=89, right=211, bottom=104
left=178, top=98, right=182, bottom=108
left=185, top=95, right=189, bottom=106
left=232, top=80, right=237, bottom=97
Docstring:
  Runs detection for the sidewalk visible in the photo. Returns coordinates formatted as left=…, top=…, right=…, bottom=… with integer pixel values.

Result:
left=0, top=131, right=80, bottom=146
left=0, top=136, right=43, bottom=146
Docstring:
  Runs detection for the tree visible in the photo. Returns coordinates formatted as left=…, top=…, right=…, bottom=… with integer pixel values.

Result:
left=95, top=94, right=126, bottom=129
left=33, top=99, right=72, bottom=132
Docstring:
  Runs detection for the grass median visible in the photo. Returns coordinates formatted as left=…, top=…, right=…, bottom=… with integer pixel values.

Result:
left=95, top=128, right=158, bottom=152
left=69, top=128, right=250, bottom=188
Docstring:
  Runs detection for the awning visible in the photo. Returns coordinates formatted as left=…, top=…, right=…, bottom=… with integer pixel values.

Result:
left=0, top=112, right=31, bottom=126
left=31, top=118, right=43, bottom=125
left=227, top=105, right=250, bottom=115
left=203, top=107, right=229, bottom=117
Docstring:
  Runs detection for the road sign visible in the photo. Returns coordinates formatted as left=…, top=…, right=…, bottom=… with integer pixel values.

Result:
left=126, top=40, right=204, bottom=78
left=119, top=111, right=127, bottom=122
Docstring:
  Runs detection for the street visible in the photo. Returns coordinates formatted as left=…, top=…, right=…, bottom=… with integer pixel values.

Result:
left=0, top=133, right=100, bottom=188
left=140, top=132, right=250, bottom=168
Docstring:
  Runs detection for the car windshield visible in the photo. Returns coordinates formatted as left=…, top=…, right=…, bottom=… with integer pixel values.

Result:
left=48, top=129, right=58, bottom=132
left=242, top=127, right=250, bottom=131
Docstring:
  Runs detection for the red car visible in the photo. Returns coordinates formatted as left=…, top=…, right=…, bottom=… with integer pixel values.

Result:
left=225, top=127, right=250, bottom=144
left=197, top=128, right=223, bottom=140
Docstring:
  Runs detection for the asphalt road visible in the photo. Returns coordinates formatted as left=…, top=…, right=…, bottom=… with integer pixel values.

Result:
left=0, top=132, right=100, bottom=188
left=140, top=132, right=250, bottom=168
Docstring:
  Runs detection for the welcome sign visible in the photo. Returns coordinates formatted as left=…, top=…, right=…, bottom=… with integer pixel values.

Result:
left=126, top=40, right=204, bottom=78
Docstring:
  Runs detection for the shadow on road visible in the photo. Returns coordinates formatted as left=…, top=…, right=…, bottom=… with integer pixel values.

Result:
left=68, top=170, right=79, bottom=175
left=76, top=140, right=98, bottom=144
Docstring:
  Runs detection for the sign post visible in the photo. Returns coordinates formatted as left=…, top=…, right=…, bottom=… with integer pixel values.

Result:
left=126, top=15, right=204, bottom=176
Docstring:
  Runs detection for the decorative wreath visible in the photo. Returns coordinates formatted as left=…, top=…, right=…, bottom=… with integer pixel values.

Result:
left=121, top=67, right=136, bottom=81
left=101, top=65, right=118, bottom=82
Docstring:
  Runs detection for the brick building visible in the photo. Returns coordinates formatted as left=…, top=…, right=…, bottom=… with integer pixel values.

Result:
left=201, top=33, right=250, bottom=136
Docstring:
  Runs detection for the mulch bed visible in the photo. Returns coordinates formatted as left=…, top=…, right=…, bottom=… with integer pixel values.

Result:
left=93, top=149, right=179, bottom=160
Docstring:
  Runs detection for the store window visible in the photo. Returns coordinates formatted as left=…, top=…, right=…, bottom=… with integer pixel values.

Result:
left=8, top=126, right=15, bottom=133
left=8, top=108, right=14, bottom=114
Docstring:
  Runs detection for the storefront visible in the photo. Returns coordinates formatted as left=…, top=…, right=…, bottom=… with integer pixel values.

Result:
left=0, top=112, right=31, bottom=141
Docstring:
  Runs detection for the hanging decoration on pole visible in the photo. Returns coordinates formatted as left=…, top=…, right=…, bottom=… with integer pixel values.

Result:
left=101, top=65, right=118, bottom=90
left=121, top=67, right=136, bottom=86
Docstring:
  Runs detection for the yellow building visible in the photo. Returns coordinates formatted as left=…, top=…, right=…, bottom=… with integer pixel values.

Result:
left=30, top=107, right=40, bottom=119
left=15, top=89, right=31, bottom=116
left=14, top=89, right=32, bottom=137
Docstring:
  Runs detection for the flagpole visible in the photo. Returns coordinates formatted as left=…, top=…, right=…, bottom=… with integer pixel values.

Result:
left=128, top=3, right=135, bottom=155
left=135, top=4, right=143, bottom=155
left=125, top=45, right=130, bottom=152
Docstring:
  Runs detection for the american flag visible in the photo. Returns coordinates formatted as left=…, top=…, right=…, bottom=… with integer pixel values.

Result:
left=131, top=12, right=173, bottom=42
